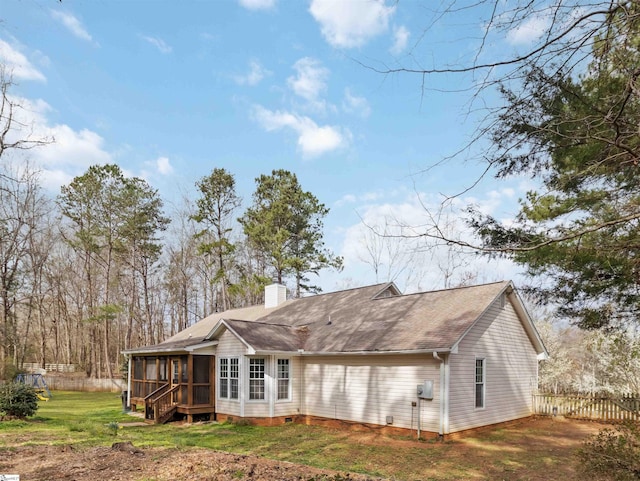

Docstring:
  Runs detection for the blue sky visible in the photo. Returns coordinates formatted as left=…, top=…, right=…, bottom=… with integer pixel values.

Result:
left=0, top=0, right=547, bottom=293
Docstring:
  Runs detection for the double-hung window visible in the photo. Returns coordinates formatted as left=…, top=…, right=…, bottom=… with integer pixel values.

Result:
left=475, top=358, right=485, bottom=408
left=229, top=358, right=239, bottom=399
left=219, top=358, right=239, bottom=400
left=277, top=359, right=290, bottom=400
left=249, top=358, right=265, bottom=400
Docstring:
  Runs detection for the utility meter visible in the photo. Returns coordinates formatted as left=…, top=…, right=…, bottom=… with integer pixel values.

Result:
left=417, top=380, right=434, bottom=400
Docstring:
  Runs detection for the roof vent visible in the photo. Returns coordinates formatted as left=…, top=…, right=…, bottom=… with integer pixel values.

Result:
left=265, top=283, right=287, bottom=308
left=372, top=282, right=402, bottom=300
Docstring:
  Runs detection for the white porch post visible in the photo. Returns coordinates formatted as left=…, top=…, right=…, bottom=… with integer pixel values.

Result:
left=127, top=354, right=132, bottom=408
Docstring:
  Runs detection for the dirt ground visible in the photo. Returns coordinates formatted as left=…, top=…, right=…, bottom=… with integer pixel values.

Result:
left=0, top=443, right=377, bottom=481
left=0, top=417, right=603, bottom=481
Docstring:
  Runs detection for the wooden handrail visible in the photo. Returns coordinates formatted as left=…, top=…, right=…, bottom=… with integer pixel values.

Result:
left=143, top=383, right=170, bottom=402
left=152, top=385, right=179, bottom=424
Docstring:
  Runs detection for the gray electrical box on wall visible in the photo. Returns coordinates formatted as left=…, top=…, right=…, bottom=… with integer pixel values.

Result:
left=416, top=380, right=434, bottom=400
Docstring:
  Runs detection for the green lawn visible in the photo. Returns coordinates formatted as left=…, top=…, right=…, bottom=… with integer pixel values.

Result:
left=0, top=391, right=601, bottom=480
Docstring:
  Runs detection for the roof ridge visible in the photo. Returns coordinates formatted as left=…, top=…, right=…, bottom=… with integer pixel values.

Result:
left=393, top=280, right=510, bottom=298
left=224, top=318, right=297, bottom=329
left=298, top=282, right=390, bottom=299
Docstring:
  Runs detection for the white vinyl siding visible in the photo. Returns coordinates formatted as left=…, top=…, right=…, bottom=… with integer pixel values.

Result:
left=215, top=326, right=300, bottom=419
left=273, top=356, right=300, bottom=417
left=301, top=354, right=440, bottom=432
left=215, top=330, right=247, bottom=416
left=448, top=298, right=539, bottom=433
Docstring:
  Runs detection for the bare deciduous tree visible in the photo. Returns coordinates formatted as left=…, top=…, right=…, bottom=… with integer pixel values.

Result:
left=0, top=68, right=52, bottom=162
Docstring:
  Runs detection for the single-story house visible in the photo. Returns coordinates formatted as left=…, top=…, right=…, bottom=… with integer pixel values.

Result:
left=123, top=280, right=547, bottom=437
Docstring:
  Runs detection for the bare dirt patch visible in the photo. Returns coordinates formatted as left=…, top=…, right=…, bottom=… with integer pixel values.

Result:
left=0, top=444, right=377, bottom=481
left=0, top=417, right=604, bottom=481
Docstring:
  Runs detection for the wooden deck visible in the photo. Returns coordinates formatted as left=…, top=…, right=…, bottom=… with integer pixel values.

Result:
left=131, top=383, right=216, bottom=424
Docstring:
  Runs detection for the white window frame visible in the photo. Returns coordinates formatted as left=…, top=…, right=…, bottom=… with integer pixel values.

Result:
left=475, top=357, right=486, bottom=409
left=276, top=358, right=291, bottom=401
left=248, top=357, right=266, bottom=402
left=218, top=357, right=239, bottom=401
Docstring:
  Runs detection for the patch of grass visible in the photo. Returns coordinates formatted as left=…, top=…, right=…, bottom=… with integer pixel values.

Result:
left=0, top=391, right=602, bottom=480
left=0, top=419, right=30, bottom=430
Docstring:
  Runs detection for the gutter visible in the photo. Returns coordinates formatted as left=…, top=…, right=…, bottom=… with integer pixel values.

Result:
left=122, top=340, right=218, bottom=356
left=253, top=348, right=454, bottom=357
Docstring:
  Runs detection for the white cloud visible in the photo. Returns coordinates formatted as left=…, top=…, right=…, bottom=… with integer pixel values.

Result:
left=35, top=125, right=110, bottom=169
left=309, top=0, right=396, bottom=48
left=141, top=35, right=172, bottom=54
left=238, top=0, right=277, bottom=10
left=156, top=156, right=174, bottom=175
left=334, top=190, right=384, bottom=207
left=3, top=95, right=111, bottom=192
left=287, top=57, right=329, bottom=102
left=234, top=60, right=270, bottom=86
left=342, top=88, right=371, bottom=118
left=390, top=25, right=410, bottom=55
left=506, top=15, right=551, bottom=45
left=0, top=40, right=46, bottom=82
left=252, top=105, right=349, bottom=157
left=339, top=191, right=524, bottom=292
left=334, top=193, right=357, bottom=207
left=50, top=10, right=93, bottom=43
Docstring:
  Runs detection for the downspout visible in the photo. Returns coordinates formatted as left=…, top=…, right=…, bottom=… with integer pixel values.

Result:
left=433, top=352, right=448, bottom=437
left=269, top=355, right=275, bottom=419
left=299, top=354, right=304, bottom=418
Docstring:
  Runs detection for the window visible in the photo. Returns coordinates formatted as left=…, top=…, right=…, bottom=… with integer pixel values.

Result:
left=133, top=357, right=144, bottom=380
left=159, top=358, right=167, bottom=381
left=145, top=357, right=157, bottom=380
left=219, top=358, right=228, bottom=398
left=193, top=356, right=210, bottom=384
left=219, top=358, right=239, bottom=400
left=277, top=359, right=290, bottom=400
left=475, top=358, right=485, bottom=408
left=181, top=357, right=188, bottom=380
left=230, top=358, right=239, bottom=399
left=172, top=359, right=179, bottom=384
left=249, top=358, right=265, bottom=400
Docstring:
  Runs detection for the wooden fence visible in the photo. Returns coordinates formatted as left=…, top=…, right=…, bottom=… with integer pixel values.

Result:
left=22, top=362, right=77, bottom=373
left=44, top=376, right=125, bottom=393
left=533, top=393, right=640, bottom=421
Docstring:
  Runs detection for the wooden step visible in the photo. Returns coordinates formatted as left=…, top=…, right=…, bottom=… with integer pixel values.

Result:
left=156, top=404, right=178, bottom=424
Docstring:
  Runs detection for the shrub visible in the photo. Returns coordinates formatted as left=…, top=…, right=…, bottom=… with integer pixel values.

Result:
left=1, top=360, right=24, bottom=382
left=577, top=421, right=640, bottom=481
left=0, top=382, right=39, bottom=419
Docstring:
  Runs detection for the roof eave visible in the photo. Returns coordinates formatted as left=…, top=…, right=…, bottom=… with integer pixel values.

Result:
left=282, top=348, right=453, bottom=356
left=122, top=346, right=190, bottom=356
left=185, top=340, right=218, bottom=353
left=509, top=288, right=549, bottom=358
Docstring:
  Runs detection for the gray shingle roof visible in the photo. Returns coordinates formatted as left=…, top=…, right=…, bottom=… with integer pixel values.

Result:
left=125, top=281, right=530, bottom=355
left=252, top=281, right=511, bottom=352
